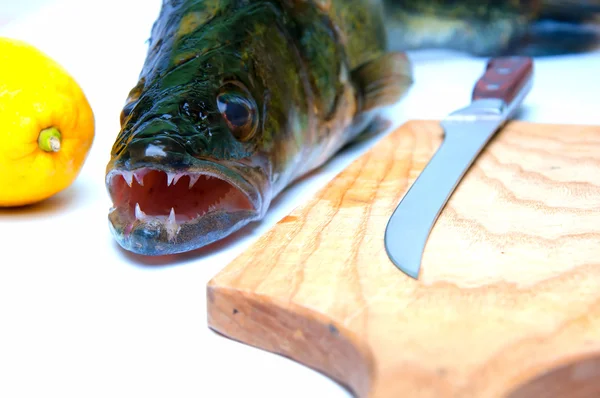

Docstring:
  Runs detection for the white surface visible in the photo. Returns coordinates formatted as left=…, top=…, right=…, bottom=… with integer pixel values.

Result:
left=1, top=1, right=599, bottom=397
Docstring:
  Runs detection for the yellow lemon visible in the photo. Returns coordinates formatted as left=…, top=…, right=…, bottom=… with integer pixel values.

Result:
left=0, top=37, right=95, bottom=207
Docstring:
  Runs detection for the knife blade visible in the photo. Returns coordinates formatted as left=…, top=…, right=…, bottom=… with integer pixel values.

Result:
left=384, top=56, right=534, bottom=280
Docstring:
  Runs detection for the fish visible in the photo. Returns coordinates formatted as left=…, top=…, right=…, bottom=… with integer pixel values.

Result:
left=105, top=0, right=600, bottom=256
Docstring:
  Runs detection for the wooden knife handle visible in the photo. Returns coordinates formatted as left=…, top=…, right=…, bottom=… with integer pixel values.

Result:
left=472, top=56, right=533, bottom=105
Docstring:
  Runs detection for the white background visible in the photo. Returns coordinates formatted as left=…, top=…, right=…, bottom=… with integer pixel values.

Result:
left=1, top=1, right=599, bottom=397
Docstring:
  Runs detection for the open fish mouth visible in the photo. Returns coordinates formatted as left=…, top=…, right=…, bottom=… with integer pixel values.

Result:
left=108, top=168, right=254, bottom=223
left=106, top=165, right=261, bottom=255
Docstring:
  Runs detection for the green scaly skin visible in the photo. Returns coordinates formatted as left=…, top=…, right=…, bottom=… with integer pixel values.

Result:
left=106, top=0, right=600, bottom=256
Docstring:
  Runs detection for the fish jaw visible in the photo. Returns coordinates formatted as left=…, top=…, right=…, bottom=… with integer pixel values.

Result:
left=105, top=162, right=263, bottom=256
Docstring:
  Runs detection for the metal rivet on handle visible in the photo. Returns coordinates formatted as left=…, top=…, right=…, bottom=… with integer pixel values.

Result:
left=486, top=84, right=500, bottom=90
left=496, top=68, right=511, bottom=74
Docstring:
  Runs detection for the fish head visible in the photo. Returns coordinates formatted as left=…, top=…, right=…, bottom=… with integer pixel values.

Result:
left=105, top=2, right=310, bottom=256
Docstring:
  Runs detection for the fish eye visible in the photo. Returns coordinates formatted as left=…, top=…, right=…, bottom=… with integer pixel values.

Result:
left=217, top=83, right=258, bottom=142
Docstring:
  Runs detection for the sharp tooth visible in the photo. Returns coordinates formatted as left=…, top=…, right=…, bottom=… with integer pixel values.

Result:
left=135, top=203, right=146, bottom=220
left=165, top=208, right=180, bottom=241
left=121, top=171, right=133, bottom=187
left=189, top=174, right=200, bottom=189
left=133, top=170, right=145, bottom=186
left=173, top=173, right=184, bottom=185
left=166, top=172, right=176, bottom=186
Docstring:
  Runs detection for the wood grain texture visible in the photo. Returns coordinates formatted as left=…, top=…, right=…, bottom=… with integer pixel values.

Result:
left=207, top=120, right=600, bottom=398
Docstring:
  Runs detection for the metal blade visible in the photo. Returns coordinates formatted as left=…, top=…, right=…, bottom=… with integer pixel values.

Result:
left=384, top=118, right=504, bottom=279
left=384, top=56, right=534, bottom=279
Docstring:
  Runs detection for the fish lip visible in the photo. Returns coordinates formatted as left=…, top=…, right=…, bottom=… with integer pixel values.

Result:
left=105, top=159, right=264, bottom=256
left=108, top=206, right=260, bottom=256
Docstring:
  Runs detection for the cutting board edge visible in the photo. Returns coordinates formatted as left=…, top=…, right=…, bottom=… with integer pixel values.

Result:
left=205, top=120, right=600, bottom=398
left=206, top=283, right=374, bottom=398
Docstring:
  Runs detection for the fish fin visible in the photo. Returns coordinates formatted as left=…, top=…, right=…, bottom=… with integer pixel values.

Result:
left=352, top=52, right=413, bottom=114
left=539, top=0, right=600, bottom=22
left=335, top=115, right=393, bottom=159
left=505, top=0, right=600, bottom=56
left=503, top=20, right=600, bottom=56
left=351, top=115, right=393, bottom=144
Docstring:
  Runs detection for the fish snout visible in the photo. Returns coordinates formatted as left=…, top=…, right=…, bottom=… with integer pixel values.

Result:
left=123, top=136, right=189, bottom=167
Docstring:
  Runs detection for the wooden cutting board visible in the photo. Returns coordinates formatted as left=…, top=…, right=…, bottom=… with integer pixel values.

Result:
left=206, top=120, right=600, bottom=398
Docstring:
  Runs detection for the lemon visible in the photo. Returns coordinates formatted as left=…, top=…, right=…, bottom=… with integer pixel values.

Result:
left=0, top=37, right=95, bottom=207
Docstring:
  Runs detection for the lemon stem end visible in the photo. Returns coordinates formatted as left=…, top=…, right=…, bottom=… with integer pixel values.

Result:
left=38, top=127, right=62, bottom=152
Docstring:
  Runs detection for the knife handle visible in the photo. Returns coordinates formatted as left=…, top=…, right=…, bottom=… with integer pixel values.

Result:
left=472, top=57, right=533, bottom=105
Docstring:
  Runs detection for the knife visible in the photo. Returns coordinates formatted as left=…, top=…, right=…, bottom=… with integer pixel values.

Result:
left=384, top=56, right=534, bottom=280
